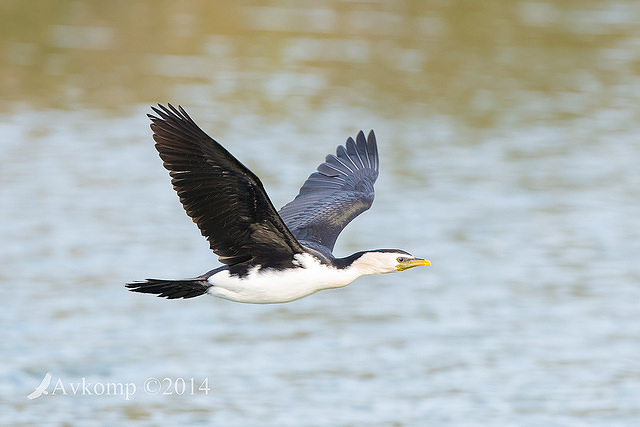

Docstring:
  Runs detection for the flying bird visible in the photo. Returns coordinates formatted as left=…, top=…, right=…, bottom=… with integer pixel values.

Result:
left=126, top=104, right=430, bottom=304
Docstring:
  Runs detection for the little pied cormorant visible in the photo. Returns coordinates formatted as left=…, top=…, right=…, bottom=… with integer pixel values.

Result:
left=126, top=104, right=430, bottom=304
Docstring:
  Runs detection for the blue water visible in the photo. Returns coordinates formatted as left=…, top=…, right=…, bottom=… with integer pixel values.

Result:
left=2, top=102, right=639, bottom=425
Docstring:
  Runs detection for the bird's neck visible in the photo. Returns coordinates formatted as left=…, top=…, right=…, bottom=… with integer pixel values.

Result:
left=333, top=251, right=387, bottom=275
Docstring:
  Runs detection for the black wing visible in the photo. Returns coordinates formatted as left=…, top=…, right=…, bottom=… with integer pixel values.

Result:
left=149, top=104, right=304, bottom=275
left=278, top=130, right=379, bottom=253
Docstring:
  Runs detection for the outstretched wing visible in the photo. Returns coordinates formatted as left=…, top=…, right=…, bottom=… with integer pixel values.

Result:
left=278, top=130, right=379, bottom=253
left=149, top=104, right=304, bottom=275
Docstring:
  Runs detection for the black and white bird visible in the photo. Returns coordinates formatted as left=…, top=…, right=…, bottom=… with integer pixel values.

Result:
left=126, top=104, right=430, bottom=304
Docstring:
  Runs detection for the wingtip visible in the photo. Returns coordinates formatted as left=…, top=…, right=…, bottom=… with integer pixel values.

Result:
left=366, top=129, right=378, bottom=172
left=367, top=129, right=376, bottom=141
left=148, top=104, right=195, bottom=128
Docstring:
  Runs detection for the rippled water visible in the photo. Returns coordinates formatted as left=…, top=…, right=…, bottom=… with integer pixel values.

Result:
left=2, top=1, right=640, bottom=425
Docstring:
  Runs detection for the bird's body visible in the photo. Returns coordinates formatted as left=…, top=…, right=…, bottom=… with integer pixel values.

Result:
left=127, top=104, right=430, bottom=304
left=210, top=253, right=360, bottom=304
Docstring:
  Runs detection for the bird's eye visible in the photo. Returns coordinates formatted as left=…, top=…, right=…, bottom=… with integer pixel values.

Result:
left=397, top=257, right=407, bottom=263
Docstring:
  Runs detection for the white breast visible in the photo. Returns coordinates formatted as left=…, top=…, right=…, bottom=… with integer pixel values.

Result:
left=206, top=253, right=361, bottom=304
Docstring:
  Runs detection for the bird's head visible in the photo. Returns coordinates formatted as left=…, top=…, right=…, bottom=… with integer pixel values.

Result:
left=349, top=249, right=431, bottom=275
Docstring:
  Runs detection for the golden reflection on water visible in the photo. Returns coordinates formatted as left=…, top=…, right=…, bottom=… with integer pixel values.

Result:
left=2, top=0, right=639, bottom=127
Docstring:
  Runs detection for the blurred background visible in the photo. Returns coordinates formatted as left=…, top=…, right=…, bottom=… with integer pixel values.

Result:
left=2, top=0, right=639, bottom=425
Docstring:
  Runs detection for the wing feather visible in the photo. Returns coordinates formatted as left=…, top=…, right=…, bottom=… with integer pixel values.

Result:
left=149, top=104, right=304, bottom=275
left=278, top=130, right=379, bottom=252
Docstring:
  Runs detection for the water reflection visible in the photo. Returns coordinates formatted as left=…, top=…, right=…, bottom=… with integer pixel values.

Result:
left=2, top=1, right=639, bottom=127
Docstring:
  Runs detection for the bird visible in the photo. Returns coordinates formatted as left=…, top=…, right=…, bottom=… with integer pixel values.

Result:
left=126, top=104, right=430, bottom=304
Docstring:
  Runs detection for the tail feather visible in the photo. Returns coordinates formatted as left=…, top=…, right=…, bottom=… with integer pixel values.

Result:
left=126, top=278, right=211, bottom=299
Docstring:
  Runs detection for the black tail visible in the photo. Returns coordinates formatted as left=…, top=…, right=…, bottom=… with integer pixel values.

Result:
left=126, top=278, right=211, bottom=299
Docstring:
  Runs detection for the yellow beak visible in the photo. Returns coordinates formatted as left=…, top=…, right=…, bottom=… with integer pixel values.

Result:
left=397, top=258, right=431, bottom=271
